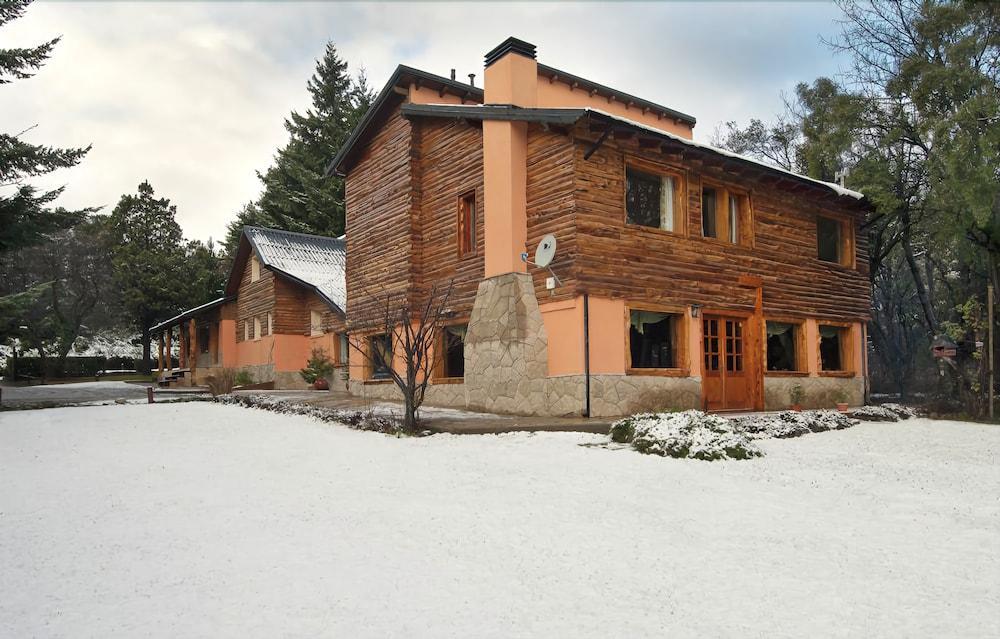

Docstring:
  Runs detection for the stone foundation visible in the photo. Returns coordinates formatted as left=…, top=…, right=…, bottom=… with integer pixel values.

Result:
left=764, top=375, right=864, bottom=410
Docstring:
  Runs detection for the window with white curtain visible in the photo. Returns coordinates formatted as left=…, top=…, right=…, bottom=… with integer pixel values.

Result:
left=626, top=166, right=683, bottom=232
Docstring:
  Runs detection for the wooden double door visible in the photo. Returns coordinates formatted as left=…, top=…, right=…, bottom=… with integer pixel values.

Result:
left=702, top=315, right=752, bottom=411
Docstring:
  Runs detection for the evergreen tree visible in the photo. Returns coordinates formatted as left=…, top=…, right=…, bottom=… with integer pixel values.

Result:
left=0, top=0, right=92, bottom=253
left=254, top=43, right=375, bottom=238
left=108, top=182, right=189, bottom=373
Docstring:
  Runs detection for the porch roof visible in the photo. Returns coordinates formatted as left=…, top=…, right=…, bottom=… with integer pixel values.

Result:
left=151, top=296, right=233, bottom=333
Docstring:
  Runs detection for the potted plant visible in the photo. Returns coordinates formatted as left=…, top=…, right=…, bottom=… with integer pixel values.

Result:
left=300, top=347, right=335, bottom=391
left=833, top=388, right=849, bottom=412
left=789, top=384, right=805, bottom=412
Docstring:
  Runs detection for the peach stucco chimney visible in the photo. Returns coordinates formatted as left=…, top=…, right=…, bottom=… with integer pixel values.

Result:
left=482, top=37, right=537, bottom=277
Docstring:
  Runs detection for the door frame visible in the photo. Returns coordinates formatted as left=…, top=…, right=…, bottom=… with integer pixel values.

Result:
left=699, top=304, right=764, bottom=413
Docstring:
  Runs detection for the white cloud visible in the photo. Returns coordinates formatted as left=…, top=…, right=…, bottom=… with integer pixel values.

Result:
left=1, top=1, right=846, bottom=243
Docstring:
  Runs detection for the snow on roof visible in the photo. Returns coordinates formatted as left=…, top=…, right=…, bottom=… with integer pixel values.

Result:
left=246, top=227, right=347, bottom=314
left=582, top=108, right=865, bottom=200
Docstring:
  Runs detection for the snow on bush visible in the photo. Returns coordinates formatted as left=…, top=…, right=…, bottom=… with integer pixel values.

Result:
left=730, top=410, right=857, bottom=439
left=847, top=403, right=920, bottom=422
left=611, top=411, right=764, bottom=461
left=216, top=394, right=411, bottom=436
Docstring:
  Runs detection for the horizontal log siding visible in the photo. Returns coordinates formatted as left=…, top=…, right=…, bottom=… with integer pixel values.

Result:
left=526, top=125, right=578, bottom=303
left=305, top=292, right=347, bottom=335
left=272, top=276, right=308, bottom=335
left=416, top=118, right=484, bottom=315
left=236, top=257, right=274, bottom=341
left=571, top=127, right=870, bottom=321
left=345, top=102, right=416, bottom=326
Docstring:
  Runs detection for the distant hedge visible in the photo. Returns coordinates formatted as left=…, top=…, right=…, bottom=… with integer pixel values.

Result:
left=2, top=356, right=175, bottom=379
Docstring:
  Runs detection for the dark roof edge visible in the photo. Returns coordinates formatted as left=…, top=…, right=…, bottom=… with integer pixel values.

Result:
left=326, top=64, right=485, bottom=177
left=400, top=103, right=585, bottom=124
left=484, top=37, right=537, bottom=67
left=537, top=63, right=697, bottom=126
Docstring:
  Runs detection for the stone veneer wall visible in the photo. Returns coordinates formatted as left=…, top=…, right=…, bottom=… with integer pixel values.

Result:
left=764, top=376, right=864, bottom=410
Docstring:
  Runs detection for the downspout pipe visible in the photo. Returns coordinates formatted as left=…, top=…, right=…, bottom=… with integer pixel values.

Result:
left=583, top=292, right=591, bottom=418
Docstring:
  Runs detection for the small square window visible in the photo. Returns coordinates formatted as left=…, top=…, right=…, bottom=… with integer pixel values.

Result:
left=338, top=333, right=349, bottom=365
left=250, top=255, right=261, bottom=282
left=253, top=317, right=262, bottom=341
left=626, top=167, right=683, bottom=232
left=629, top=310, right=680, bottom=369
left=766, top=321, right=799, bottom=371
left=458, top=192, right=477, bottom=257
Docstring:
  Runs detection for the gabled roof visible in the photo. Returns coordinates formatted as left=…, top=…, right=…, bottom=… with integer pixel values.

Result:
left=400, top=104, right=866, bottom=203
left=326, top=64, right=484, bottom=177
left=226, top=226, right=347, bottom=315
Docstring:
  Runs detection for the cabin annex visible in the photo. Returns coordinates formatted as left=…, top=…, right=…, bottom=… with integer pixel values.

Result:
left=328, top=37, right=872, bottom=416
left=153, top=227, right=348, bottom=389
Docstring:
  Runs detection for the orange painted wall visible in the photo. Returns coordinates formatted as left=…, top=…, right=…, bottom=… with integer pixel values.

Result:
left=535, top=80, right=693, bottom=139
left=540, top=298, right=583, bottom=376
left=586, top=297, right=629, bottom=375
left=483, top=120, right=529, bottom=276
left=220, top=319, right=237, bottom=368
left=408, top=84, right=471, bottom=105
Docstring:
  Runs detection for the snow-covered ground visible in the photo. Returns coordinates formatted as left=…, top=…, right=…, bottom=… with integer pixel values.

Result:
left=1, top=404, right=997, bottom=638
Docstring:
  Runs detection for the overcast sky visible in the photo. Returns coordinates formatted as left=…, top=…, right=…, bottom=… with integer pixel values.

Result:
left=3, top=1, right=848, bottom=244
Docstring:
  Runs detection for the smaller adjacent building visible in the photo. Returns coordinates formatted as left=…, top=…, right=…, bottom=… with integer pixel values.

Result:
left=152, top=226, right=348, bottom=389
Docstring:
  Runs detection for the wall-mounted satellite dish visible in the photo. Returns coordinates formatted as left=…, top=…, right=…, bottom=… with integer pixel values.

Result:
left=534, top=234, right=557, bottom=268
left=522, top=233, right=561, bottom=289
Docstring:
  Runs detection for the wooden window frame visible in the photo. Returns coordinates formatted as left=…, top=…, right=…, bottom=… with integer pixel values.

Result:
left=250, top=255, right=261, bottom=282
left=310, top=309, right=323, bottom=337
left=818, top=322, right=855, bottom=375
left=337, top=333, right=349, bottom=366
left=457, top=191, right=477, bottom=259
left=700, top=179, right=754, bottom=247
left=816, top=214, right=855, bottom=268
left=243, top=320, right=250, bottom=342
left=625, top=302, right=689, bottom=376
left=367, top=333, right=393, bottom=382
left=253, top=316, right=262, bottom=342
left=432, top=321, right=468, bottom=383
left=622, top=157, right=688, bottom=236
left=764, top=317, right=808, bottom=377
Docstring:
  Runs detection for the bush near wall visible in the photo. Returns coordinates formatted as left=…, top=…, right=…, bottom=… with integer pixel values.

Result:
left=2, top=356, right=174, bottom=379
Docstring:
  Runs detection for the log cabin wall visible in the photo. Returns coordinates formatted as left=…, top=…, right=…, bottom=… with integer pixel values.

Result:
left=236, top=255, right=275, bottom=342
left=344, top=101, right=418, bottom=325
left=526, top=123, right=578, bottom=304
left=272, top=276, right=309, bottom=334
left=415, top=117, right=485, bottom=316
left=304, top=291, right=346, bottom=335
left=569, top=123, right=871, bottom=322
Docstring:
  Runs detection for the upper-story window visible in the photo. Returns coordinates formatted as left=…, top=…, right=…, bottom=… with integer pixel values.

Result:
left=250, top=255, right=261, bottom=282
left=702, top=184, right=751, bottom=246
left=457, top=192, right=477, bottom=257
left=310, top=310, right=323, bottom=337
left=625, top=166, right=684, bottom=233
left=817, top=215, right=853, bottom=266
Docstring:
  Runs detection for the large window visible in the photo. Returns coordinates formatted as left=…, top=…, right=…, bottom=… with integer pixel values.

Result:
left=626, top=166, right=683, bottom=232
left=198, top=325, right=210, bottom=354
left=817, top=216, right=851, bottom=265
left=338, top=333, right=349, bottom=365
left=819, top=325, right=849, bottom=372
left=458, top=192, right=477, bottom=257
left=441, top=324, right=467, bottom=379
left=369, top=334, right=392, bottom=380
left=766, top=321, right=799, bottom=372
left=629, top=310, right=680, bottom=369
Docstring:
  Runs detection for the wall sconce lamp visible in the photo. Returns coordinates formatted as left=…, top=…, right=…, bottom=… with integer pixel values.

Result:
left=690, top=304, right=702, bottom=318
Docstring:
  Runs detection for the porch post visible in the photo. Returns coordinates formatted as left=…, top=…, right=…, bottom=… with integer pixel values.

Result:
left=189, top=318, right=197, bottom=378
left=157, top=333, right=164, bottom=374
left=179, top=322, right=187, bottom=370
left=165, top=328, right=173, bottom=372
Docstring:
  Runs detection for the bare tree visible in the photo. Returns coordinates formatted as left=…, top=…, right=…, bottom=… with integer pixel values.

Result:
left=348, top=280, right=454, bottom=432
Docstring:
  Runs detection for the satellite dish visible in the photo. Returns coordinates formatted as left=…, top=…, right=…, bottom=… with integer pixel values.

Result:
left=534, top=234, right=557, bottom=268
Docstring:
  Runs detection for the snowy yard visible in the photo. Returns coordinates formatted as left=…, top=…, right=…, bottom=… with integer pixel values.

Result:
left=1, top=404, right=998, bottom=638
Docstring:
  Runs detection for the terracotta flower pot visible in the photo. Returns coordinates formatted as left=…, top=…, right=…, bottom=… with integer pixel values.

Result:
left=791, top=404, right=803, bottom=412
left=836, top=402, right=849, bottom=412
left=313, top=378, right=330, bottom=391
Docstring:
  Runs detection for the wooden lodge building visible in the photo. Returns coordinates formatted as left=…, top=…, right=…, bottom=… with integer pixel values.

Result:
left=325, top=37, right=872, bottom=416
left=152, top=227, right=348, bottom=389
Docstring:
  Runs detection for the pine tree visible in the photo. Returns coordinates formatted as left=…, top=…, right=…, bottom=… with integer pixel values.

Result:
left=255, top=43, right=374, bottom=238
left=108, top=181, right=189, bottom=373
left=0, top=0, right=92, bottom=253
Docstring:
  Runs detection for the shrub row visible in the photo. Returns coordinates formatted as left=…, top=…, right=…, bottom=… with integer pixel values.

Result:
left=215, top=393, right=412, bottom=436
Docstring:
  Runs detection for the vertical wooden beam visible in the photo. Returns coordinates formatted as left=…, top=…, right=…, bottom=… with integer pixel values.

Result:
left=179, top=322, right=187, bottom=370
left=189, top=318, right=197, bottom=379
left=738, top=275, right=765, bottom=411
left=157, top=333, right=164, bottom=374
left=165, top=328, right=173, bottom=372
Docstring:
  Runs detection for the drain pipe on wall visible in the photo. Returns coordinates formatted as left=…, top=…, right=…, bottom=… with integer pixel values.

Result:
left=583, top=292, right=591, bottom=418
